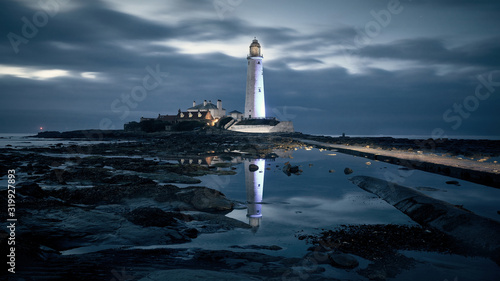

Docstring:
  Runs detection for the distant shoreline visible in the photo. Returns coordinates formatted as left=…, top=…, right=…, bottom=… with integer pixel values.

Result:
left=21, top=129, right=500, bottom=159
left=2, top=130, right=500, bottom=141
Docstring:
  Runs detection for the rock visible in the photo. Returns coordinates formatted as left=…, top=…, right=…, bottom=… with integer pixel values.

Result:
left=176, top=186, right=234, bottom=213
left=181, top=228, right=199, bottom=239
left=349, top=176, right=500, bottom=260
left=229, top=245, right=282, bottom=251
left=248, top=164, right=259, bottom=172
left=446, top=180, right=460, bottom=186
left=415, top=186, right=441, bottom=192
left=344, top=167, right=354, bottom=175
left=17, top=181, right=45, bottom=198
left=328, top=253, right=359, bottom=269
left=282, top=162, right=301, bottom=176
left=138, top=269, right=260, bottom=281
left=125, top=207, right=192, bottom=227
left=104, top=174, right=156, bottom=185
left=304, top=251, right=330, bottom=265
left=265, top=153, right=279, bottom=159
left=190, top=213, right=251, bottom=231
left=366, top=270, right=387, bottom=280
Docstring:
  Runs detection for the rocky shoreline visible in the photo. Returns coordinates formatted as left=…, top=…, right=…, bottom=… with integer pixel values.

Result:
left=1, top=130, right=499, bottom=280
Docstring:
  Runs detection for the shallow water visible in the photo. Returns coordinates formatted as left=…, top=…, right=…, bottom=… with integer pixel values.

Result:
left=3, top=136, right=500, bottom=279
left=178, top=147, right=500, bottom=279
left=174, top=149, right=500, bottom=250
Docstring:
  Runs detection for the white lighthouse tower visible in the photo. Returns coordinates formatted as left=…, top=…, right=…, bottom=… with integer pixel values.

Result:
left=244, top=38, right=266, bottom=119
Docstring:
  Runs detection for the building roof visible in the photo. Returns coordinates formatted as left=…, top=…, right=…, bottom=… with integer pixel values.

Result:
left=229, top=110, right=242, bottom=114
left=178, top=111, right=213, bottom=120
left=188, top=102, right=218, bottom=111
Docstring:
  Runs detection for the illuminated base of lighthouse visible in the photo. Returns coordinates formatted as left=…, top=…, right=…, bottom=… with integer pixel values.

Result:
left=228, top=120, right=294, bottom=133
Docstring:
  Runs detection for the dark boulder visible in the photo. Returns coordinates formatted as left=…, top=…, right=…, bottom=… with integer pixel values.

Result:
left=344, top=168, right=354, bottom=175
left=125, top=207, right=192, bottom=227
left=17, top=181, right=45, bottom=198
left=175, top=186, right=234, bottom=213
left=282, top=162, right=301, bottom=176
left=328, top=253, right=359, bottom=269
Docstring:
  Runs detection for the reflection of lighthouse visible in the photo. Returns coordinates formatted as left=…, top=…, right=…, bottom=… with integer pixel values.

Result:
left=245, top=159, right=265, bottom=232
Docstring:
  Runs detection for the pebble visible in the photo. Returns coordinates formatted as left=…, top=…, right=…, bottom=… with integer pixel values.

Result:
left=445, top=180, right=460, bottom=186
left=344, top=168, right=354, bottom=175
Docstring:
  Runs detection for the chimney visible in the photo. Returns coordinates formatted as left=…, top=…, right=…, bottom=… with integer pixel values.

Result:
left=193, top=101, right=196, bottom=107
left=217, top=99, right=222, bottom=109
left=203, top=100, right=207, bottom=106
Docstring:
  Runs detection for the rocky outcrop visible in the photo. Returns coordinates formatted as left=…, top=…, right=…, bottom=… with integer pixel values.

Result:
left=125, top=207, right=193, bottom=227
left=350, top=175, right=500, bottom=263
left=174, top=186, right=235, bottom=213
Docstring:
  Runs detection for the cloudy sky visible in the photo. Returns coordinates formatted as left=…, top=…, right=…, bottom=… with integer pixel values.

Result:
left=1, top=0, right=499, bottom=137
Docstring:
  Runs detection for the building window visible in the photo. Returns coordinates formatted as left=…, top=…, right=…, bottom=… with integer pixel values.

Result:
left=257, top=61, right=260, bottom=64
left=259, top=89, right=261, bottom=92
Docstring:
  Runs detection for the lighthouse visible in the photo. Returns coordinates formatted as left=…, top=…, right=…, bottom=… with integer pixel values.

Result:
left=244, top=38, right=266, bottom=119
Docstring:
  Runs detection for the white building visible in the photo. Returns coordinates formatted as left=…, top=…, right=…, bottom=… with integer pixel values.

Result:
left=188, top=99, right=226, bottom=119
left=244, top=38, right=266, bottom=119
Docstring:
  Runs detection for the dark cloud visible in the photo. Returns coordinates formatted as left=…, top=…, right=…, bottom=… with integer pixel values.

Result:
left=355, top=37, right=500, bottom=69
left=0, top=0, right=499, bottom=137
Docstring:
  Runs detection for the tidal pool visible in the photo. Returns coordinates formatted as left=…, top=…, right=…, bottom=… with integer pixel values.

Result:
left=180, top=147, right=500, bottom=280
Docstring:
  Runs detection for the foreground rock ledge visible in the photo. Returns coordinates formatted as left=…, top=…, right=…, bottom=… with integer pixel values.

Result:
left=349, top=175, right=500, bottom=264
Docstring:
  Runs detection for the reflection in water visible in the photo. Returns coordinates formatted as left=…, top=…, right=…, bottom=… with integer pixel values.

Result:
left=245, top=159, right=265, bottom=233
